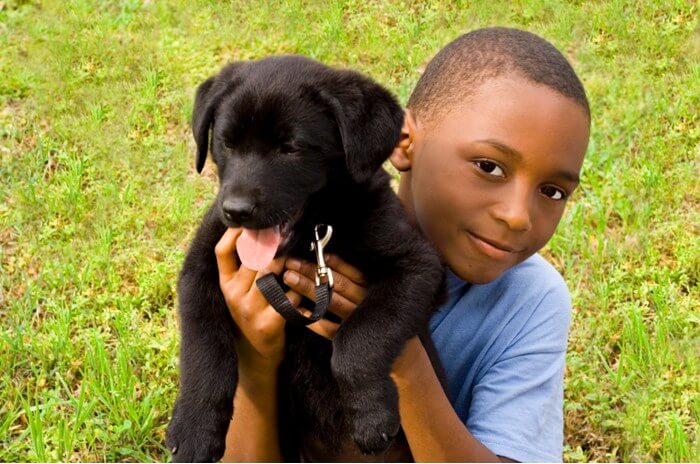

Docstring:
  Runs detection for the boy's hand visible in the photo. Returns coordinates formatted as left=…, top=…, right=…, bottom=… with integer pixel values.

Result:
left=215, top=228, right=303, bottom=375
left=283, top=254, right=366, bottom=340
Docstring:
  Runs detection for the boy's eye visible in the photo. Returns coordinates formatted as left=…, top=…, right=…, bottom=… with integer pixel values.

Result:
left=474, top=160, right=505, bottom=178
left=540, top=185, right=568, bottom=201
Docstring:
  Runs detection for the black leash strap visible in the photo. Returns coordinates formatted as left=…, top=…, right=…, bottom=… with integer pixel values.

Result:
left=255, top=224, right=334, bottom=326
left=256, top=274, right=331, bottom=326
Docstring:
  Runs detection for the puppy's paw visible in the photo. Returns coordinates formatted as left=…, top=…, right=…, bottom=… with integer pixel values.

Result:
left=334, top=368, right=402, bottom=455
left=166, top=404, right=228, bottom=462
left=351, top=407, right=401, bottom=455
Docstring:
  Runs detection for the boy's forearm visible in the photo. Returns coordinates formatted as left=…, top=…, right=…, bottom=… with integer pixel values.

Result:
left=391, top=337, right=510, bottom=462
left=222, top=369, right=282, bottom=462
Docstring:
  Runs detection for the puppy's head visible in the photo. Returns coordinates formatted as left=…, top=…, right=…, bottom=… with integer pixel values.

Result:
left=192, top=56, right=403, bottom=262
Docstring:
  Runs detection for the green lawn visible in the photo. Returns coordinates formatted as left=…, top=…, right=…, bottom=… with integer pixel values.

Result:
left=1, top=0, right=698, bottom=461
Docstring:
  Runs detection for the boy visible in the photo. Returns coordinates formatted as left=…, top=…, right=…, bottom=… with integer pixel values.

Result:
left=216, top=27, right=590, bottom=462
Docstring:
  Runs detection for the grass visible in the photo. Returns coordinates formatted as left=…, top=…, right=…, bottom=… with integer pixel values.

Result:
left=0, top=0, right=698, bottom=461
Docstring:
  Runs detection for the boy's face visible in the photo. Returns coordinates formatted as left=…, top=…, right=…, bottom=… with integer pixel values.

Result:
left=392, top=75, right=590, bottom=284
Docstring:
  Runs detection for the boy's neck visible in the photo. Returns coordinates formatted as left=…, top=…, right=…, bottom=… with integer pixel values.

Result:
left=396, top=172, right=418, bottom=226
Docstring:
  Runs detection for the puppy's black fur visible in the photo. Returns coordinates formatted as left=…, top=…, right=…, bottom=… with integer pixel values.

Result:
left=166, top=56, right=445, bottom=462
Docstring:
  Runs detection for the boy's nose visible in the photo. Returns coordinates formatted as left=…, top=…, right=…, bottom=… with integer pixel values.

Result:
left=500, top=210, right=532, bottom=232
left=493, top=187, right=532, bottom=232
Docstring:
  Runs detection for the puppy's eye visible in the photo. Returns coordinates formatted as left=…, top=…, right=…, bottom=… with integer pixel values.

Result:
left=280, top=143, right=296, bottom=154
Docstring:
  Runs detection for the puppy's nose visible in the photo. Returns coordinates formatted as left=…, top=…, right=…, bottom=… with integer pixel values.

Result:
left=222, top=198, right=257, bottom=223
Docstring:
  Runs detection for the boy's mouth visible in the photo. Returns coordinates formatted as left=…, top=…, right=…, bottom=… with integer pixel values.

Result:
left=465, top=231, right=522, bottom=261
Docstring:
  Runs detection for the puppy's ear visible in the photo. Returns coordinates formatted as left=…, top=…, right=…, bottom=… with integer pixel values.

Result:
left=320, top=72, right=404, bottom=184
left=192, top=63, right=244, bottom=173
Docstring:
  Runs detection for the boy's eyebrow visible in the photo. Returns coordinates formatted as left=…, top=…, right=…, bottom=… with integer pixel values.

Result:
left=476, top=138, right=580, bottom=184
left=477, top=138, right=523, bottom=161
left=554, top=170, right=580, bottom=184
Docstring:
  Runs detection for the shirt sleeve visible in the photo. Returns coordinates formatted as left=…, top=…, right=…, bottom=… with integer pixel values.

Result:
left=466, top=287, right=572, bottom=463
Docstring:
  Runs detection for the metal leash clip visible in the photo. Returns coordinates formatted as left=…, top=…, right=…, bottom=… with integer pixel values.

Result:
left=310, top=224, right=333, bottom=288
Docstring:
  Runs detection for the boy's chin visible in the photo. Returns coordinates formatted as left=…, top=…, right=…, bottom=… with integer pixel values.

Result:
left=456, top=270, right=504, bottom=285
left=448, top=253, right=532, bottom=284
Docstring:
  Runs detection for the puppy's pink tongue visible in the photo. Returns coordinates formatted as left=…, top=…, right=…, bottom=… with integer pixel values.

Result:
left=237, top=227, right=282, bottom=271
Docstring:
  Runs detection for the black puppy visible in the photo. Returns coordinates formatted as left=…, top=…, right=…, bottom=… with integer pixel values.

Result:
left=166, top=56, right=445, bottom=462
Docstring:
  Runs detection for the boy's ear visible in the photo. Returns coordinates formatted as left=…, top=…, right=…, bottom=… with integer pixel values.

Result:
left=390, top=109, right=417, bottom=172
left=192, top=62, right=245, bottom=173
left=319, top=71, right=404, bottom=184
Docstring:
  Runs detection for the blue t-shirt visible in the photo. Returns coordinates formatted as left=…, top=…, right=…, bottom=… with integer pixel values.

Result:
left=429, top=253, right=571, bottom=463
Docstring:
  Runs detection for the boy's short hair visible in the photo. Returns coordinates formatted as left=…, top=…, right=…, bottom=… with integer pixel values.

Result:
left=408, top=27, right=590, bottom=125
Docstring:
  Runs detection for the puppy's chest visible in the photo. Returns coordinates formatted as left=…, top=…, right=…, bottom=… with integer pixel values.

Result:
left=286, top=220, right=370, bottom=272
left=279, top=329, right=414, bottom=462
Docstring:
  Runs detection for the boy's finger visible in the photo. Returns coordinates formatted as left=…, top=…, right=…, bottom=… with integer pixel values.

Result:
left=266, top=257, right=288, bottom=276
left=282, top=268, right=317, bottom=301
left=328, top=269, right=365, bottom=306
left=284, top=266, right=365, bottom=306
left=286, top=290, right=303, bottom=308
left=234, top=264, right=260, bottom=291
left=215, top=228, right=243, bottom=283
left=247, top=257, right=290, bottom=302
left=284, top=258, right=318, bottom=281
left=283, top=270, right=359, bottom=320
left=324, top=254, right=366, bottom=285
left=262, top=290, right=303, bottom=323
left=301, top=312, right=340, bottom=340
left=328, top=293, right=358, bottom=320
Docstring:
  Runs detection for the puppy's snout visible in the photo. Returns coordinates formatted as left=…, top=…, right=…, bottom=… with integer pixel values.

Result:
left=222, top=198, right=257, bottom=223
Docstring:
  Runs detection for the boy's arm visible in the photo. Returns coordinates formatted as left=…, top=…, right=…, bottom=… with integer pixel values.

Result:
left=222, top=368, right=282, bottom=462
left=392, top=337, right=516, bottom=462
left=215, top=229, right=290, bottom=462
